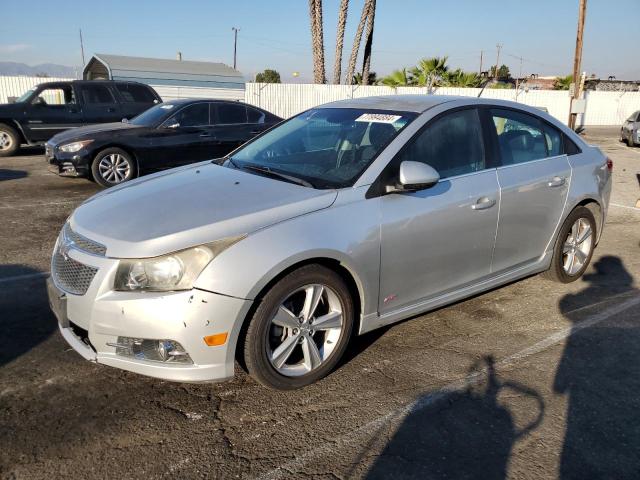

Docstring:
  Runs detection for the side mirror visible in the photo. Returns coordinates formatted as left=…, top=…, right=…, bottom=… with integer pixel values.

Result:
left=32, top=96, right=46, bottom=106
left=164, top=121, right=180, bottom=129
left=121, top=118, right=129, bottom=123
left=387, top=161, right=440, bottom=193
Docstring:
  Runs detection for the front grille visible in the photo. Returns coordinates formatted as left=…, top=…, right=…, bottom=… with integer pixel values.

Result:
left=64, top=223, right=106, bottom=256
left=52, top=248, right=98, bottom=295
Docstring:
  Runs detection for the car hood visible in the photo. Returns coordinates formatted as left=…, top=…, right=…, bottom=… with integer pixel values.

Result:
left=70, top=163, right=337, bottom=258
left=50, top=122, right=142, bottom=144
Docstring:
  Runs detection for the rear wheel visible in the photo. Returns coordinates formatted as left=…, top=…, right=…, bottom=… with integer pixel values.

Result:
left=543, top=206, right=596, bottom=283
left=0, top=123, right=19, bottom=157
left=244, top=265, right=354, bottom=390
left=91, top=148, right=136, bottom=187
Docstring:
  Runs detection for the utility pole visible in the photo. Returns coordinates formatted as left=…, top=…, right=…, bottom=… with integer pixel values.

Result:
left=494, top=43, right=503, bottom=79
left=568, top=0, right=587, bottom=130
left=232, top=27, right=240, bottom=70
left=79, top=28, right=85, bottom=69
left=479, top=50, right=483, bottom=75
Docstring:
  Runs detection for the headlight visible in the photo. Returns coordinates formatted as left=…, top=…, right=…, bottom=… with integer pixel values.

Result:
left=114, top=236, right=245, bottom=292
left=59, top=139, right=94, bottom=153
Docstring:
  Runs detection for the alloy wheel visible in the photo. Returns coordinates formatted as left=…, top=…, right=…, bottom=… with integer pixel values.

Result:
left=562, top=218, right=593, bottom=275
left=98, top=153, right=131, bottom=184
left=267, top=284, right=344, bottom=377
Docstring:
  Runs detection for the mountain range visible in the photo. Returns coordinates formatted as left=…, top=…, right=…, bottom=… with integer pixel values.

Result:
left=0, top=62, right=78, bottom=78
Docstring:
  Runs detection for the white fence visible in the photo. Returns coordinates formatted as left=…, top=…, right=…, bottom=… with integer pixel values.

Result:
left=2, top=75, right=639, bottom=126
left=245, top=83, right=640, bottom=127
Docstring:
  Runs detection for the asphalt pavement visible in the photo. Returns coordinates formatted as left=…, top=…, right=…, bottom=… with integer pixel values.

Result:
left=1, top=129, right=639, bottom=479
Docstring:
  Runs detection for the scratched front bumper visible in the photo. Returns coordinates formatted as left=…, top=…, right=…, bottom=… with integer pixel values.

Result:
left=48, top=238, right=252, bottom=382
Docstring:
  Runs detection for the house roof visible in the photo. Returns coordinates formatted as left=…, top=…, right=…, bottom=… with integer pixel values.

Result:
left=83, top=54, right=245, bottom=89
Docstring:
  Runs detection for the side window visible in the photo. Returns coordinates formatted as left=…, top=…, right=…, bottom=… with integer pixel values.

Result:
left=169, top=103, right=210, bottom=127
left=397, top=108, right=485, bottom=179
left=32, top=86, right=75, bottom=106
left=491, top=109, right=548, bottom=165
left=216, top=103, right=247, bottom=124
left=543, top=124, right=564, bottom=157
left=247, top=106, right=265, bottom=124
left=116, top=84, right=157, bottom=103
left=563, top=134, right=581, bottom=155
left=79, top=84, right=114, bottom=104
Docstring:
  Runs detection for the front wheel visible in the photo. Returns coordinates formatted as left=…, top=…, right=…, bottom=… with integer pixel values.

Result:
left=0, top=123, right=19, bottom=157
left=91, top=148, right=136, bottom=187
left=243, top=265, right=354, bottom=390
left=543, top=206, right=596, bottom=283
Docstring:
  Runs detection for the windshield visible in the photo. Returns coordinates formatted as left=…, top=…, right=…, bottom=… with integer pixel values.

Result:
left=16, top=88, right=36, bottom=103
left=129, top=103, right=177, bottom=126
left=228, top=108, right=416, bottom=189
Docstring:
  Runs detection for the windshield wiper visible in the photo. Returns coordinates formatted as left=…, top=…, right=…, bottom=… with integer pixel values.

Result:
left=240, top=163, right=314, bottom=188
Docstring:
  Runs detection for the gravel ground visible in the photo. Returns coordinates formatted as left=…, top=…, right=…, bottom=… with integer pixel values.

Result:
left=0, top=128, right=639, bottom=480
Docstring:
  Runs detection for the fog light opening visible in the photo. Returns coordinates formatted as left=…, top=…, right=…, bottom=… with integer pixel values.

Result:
left=109, top=337, right=193, bottom=364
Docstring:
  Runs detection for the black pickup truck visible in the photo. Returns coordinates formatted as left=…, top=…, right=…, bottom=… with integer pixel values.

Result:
left=0, top=80, right=161, bottom=156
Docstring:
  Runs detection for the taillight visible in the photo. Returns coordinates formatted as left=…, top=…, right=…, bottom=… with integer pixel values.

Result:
left=606, top=158, right=613, bottom=171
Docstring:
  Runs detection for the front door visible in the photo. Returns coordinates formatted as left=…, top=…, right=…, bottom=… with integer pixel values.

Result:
left=22, top=84, right=83, bottom=142
left=379, top=108, right=499, bottom=314
left=488, top=108, right=572, bottom=273
left=140, top=102, right=213, bottom=171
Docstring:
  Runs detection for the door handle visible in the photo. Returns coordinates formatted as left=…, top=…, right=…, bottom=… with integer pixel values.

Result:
left=250, top=129, right=263, bottom=135
left=471, top=197, right=496, bottom=210
left=199, top=133, right=212, bottom=138
left=548, top=176, right=566, bottom=187
left=107, top=107, right=116, bottom=112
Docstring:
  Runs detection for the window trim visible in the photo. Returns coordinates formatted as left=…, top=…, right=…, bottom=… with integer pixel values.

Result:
left=366, top=106, right=491, bottom=199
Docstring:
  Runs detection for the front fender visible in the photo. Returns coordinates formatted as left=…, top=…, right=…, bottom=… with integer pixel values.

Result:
left=194, top=189, right=381, bottom=319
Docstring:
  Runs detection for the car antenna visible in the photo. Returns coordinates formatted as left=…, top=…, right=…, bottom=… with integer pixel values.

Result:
left=477, top=77, right=493, bottom=98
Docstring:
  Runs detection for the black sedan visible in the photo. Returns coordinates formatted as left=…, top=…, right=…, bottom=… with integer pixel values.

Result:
left=46, top=99, right=281, bottom=187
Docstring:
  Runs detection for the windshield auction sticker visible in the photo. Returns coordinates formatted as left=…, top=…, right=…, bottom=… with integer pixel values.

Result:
left=355, top=113, right=403, bottom=124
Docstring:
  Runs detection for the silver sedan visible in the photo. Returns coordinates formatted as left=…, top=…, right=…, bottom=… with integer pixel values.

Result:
left=47, top=95, right=612, bottom=389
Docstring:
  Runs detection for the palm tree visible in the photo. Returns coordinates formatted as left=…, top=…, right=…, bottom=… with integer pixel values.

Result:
left=554, top=74, right=573, bottom=90
left=308, top=0, right=326, bottom=83
left=381, top=68, right=411, bottom=87
left=352, top=71, right=378, bottom=85
left=445, top=69, right=482, bottom=88
left=332, top=0, right=349, bottom=84
left=345, top=0, right=371, bottom=85
left=360, top=0, right=376, bottom=85
left=411, top=56, right=449, bottom=88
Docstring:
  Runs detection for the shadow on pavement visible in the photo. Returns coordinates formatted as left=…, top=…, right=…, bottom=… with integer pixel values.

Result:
left=554, top=256, right=640, bottom=479
left=0, top=265, right=54, bottom=367
left=0, top=169, right=28, bottom=181
left=365, top=356, right=544, bottom=479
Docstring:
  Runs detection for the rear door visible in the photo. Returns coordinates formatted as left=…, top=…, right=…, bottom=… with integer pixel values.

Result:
left=76, top=83, right=122, bottom=124
left=488, top=108, right=571, bottom=273
left=114, top=83, right=160, bottom=119
left=378, top=107, right=500, bottom=313
left=22, top=84, right=83, bottom=142
left=211, top=102, right=254, bottom=155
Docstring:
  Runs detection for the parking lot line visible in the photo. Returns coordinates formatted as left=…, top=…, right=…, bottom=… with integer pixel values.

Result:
left=258, top=293, right=640, bottom=480
left=610, top=202, right=640, bottom=212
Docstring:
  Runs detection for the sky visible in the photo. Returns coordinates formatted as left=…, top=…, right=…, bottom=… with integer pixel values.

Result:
left=1, top=0, right=639, bottom=81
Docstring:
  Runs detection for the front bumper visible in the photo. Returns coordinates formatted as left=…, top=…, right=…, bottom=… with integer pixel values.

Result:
left=47, top=241, right=252, bottom=382
left=45, top=142, right=91, bottom=177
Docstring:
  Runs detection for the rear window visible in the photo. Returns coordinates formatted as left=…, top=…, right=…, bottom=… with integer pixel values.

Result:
left=116, top=83, right=157, bottom=103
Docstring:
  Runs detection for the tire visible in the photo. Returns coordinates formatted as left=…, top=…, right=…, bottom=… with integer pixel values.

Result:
left=244, top=264, right=354, bottom=390
left=91, top=147, right=137, bottom=187
left=0, top=123, right=20, bottom=157
left=543, top=206, right=596, bottom=283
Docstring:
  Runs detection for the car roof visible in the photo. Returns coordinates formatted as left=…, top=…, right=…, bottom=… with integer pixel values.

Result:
left=319, top=95, right=463, bottom=113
